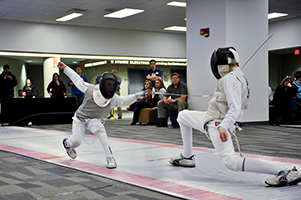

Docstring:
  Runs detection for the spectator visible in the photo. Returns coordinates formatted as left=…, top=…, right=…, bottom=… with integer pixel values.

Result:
left=145, top=59, right=162, bottom=87
left=271, top=76, right=298, bottom=124
left=152, top=79, right=167, bottom=109
left=107, top=69, right=122, bottom=119
left=22, top=78, right=36, bottom=98
left=47, top=73, right=66, bottom=98
left=293, top=71, right=301, bottom=103
left=157, top=72, right=188, bottom=127
left=0, top=64, right=18, bottom=103
left=127, top=80, right=153, bottom=125
left=68, top=67, right=88, bottom=107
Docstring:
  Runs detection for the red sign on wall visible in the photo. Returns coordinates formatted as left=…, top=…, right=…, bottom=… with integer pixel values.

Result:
left=200, top=28, right=210, bottom=38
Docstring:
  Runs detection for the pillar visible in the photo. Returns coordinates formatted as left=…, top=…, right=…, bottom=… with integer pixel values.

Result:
left=186, top=0, right=268, bottom=122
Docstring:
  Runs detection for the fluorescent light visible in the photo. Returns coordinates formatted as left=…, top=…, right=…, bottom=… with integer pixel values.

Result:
left=268, top=12, right=288, bottom=20
left=104, top=8, right=144, bottom=18
left=167, top=1, right=186, bottom=7
left=56, top=13, right=83, bottom=21
left=164, top=26, right=187, bottom=32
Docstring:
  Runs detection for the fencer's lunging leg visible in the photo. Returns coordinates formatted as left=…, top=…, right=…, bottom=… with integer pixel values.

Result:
left=87, top=118, right=113, bottom=158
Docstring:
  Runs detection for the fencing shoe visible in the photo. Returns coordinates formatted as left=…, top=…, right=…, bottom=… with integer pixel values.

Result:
left=169, top=154, right=195, bottom=167
left=106, top=157, right=117, bottom=169
left=63, top=138, right=77, bottom=159
left=265, top=166, right=301, bottom=186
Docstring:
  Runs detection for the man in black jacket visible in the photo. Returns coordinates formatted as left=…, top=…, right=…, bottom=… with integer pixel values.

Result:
left=0, top=64, right=18, bottom=103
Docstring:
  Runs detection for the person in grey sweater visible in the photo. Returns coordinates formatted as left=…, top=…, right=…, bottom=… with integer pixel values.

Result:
left=57, top=62, right=147, bottom=169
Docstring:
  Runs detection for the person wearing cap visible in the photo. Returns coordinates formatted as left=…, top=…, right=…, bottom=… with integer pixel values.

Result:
left=0, top=64, right=18, bottom=103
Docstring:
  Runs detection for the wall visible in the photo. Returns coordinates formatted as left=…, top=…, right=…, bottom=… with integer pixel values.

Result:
left=268, top=17, right=301, bottom=51
left=0, top=20, right=186, bottom=59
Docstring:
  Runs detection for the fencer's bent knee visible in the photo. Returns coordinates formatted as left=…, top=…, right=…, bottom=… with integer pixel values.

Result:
left=217, top=150, right=240, bottom=171
left=177, top=110, right=189, bottom=123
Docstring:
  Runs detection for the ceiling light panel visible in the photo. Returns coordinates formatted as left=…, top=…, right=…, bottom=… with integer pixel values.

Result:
left=167, top=1, right=186, bottom=7
left=268, top=12, right=288, bottom=19
left=164, top=26, right=187, bottom=32
left=56, top=13, right=83, bottom=21
left=104, top=8, right=144, bottom=18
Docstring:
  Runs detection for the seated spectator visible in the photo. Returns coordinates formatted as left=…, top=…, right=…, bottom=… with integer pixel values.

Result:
left=127, top=80, right=153, bottom=125
left=271, top=76, right=298, bottom=124
left=293, top=71, right=301, bottom=103
left=22, top=78, right=36, bottom=98
left=47, top=73, right=66, bottom=98
left=157, top=72, right=188, bottom=127
left=152, top=79, right=166, bottom=110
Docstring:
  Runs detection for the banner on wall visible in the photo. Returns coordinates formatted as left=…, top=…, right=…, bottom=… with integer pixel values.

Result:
left=83, top=60, right=187, bottom=68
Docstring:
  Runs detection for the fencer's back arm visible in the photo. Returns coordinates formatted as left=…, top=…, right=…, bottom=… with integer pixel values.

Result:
left=64, top=66, right=90, bottom=93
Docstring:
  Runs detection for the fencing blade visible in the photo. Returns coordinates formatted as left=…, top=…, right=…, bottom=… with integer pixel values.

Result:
left=241, top=34, right=273, bottom=69
left=153, top=91, right=213, bottom=98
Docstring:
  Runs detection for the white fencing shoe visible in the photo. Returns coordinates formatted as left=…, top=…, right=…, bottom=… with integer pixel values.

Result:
left=62, top=138, right=77, bottom=159
left=265, top=166, right=301, bottom=186
left=106, top=157, right=117, bottom=169
left=169, top=154, right=195, bottom=167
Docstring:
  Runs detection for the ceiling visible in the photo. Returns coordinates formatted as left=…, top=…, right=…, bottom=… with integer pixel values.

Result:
left=1, top=0, right=301, bottom=65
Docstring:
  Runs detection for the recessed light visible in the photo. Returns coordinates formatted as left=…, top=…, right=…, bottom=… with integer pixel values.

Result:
left=104, top=8, right=144, bottom=18
left=164, top=26, right=187, bottom=32
left=56, top=13, right=83, bottom=21
left=167, top=1, right=186, bottom=7
left=268, top=12, right=288, bottom=20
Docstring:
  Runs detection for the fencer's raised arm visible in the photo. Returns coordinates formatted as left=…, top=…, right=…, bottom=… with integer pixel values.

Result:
left=57, top=62, right=90, bottom=93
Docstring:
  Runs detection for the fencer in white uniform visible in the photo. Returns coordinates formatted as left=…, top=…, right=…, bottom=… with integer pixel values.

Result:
left=57, top=62, right=147, bottom=169
left=169, top=47, right=301, bottom=186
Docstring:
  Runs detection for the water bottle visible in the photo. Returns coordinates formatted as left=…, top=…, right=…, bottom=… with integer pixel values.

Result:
left=167, top=117, right=172, bottom=128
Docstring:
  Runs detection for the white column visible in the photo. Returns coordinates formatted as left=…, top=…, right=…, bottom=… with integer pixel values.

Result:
left=43, top=57, right=60, bottom=98
left=186, top=0, right=268, bottom=122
